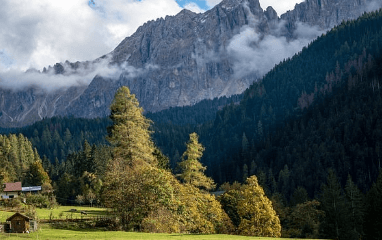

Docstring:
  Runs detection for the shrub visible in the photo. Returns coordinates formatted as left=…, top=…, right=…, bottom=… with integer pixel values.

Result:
left=25, top=193, right=56, bottom=208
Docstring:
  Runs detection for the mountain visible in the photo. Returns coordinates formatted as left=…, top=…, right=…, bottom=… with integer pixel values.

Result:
left=280, top=0, right=376, bottom=30
left=0, top=0, right=379, bottom=128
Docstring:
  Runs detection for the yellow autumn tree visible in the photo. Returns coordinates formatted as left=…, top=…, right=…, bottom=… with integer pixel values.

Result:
left=237, top=175, right=281, bottom=237
left=178, top=132, right=215, bottom=191
left=103, top=87, right=231, bottom=233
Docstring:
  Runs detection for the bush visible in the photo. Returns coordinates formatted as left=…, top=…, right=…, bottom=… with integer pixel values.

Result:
left=1, top=198, right=22, bottom=209
left=94, top=217, right=121, bottom=231
left=25, top=193, right=57, bottom=208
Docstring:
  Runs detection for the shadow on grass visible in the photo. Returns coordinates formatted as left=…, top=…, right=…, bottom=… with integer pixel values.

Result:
left=62, top=209, right=112, bottom=216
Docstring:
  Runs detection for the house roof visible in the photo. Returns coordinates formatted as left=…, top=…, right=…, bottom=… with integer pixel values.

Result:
left=3, top=182, right=22, bottom=192
left=6, top=212, right=31, bottom=221
left=22, top=186, right=42, bottom=192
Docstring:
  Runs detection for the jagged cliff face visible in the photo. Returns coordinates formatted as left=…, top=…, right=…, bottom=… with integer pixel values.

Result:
left=66, top=0, right=272, bottom=119
left=280, top=0, right=372, bottom=30
left=0, top=0, right=378, bottom=127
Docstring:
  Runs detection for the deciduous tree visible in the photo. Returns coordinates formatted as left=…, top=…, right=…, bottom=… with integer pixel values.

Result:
left=178, top=132, right=215, bottom=191
left=236, top=175, right=281, bottom=237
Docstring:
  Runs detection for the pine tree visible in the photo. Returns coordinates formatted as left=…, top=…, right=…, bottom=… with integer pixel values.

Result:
left=364, top=170, right=382, bottom=240
left=178, top=132, right=215, bottom=191
left=320, top=169, right=348, bottom=239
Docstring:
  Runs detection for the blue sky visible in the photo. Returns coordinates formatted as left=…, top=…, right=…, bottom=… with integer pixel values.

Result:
left=176, top=0, right=210, bottom=10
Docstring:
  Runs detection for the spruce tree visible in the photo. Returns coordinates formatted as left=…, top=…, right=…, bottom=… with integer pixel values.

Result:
left=364, top=170, right=382, bottom=240
left=344, top=175, right=364, bottom=239
left=320, top=169, right=348, bottom=239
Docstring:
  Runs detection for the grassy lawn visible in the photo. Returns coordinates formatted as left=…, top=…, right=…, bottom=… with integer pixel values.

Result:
left=0, top=227, right=326, bottom=240
left=1, top=207, right=327, bottom=239
left=0, top=205, right=110, bottom=221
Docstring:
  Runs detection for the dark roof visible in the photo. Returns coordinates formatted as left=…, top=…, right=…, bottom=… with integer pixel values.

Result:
left=6, top=212, right=31, bottom=221
left=3, top=182, right=22, bottom=192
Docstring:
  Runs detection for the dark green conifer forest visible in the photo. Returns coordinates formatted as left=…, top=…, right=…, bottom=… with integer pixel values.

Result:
left=1, top=9, right=382, bottom=239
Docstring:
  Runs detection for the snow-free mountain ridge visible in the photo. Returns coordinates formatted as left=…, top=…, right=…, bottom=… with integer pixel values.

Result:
left=0, top=0, right=379, bottom=127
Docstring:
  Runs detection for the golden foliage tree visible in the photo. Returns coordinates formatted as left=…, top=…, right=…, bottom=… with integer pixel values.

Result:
left=104, top=86, right=161, bottom=229
left=236, top=176, right=281, bottom=237
left=103, top=87, right=231, bottom=233
left=178, top=132, right=215, bottom=191
left=107, top=86, right=156, bottom=166
left=24, top=159, right=51, bottom=186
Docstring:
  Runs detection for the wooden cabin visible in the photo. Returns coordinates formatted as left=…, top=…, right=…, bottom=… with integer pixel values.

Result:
left=6, top=213, right=33, bottom=233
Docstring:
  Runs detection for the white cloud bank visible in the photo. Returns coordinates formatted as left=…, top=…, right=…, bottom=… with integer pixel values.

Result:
left=184, top=2, right=206, bottom=13
left=0, top=56, right=158, bottom=92
left=227, top=3, right=323, bottom=79
left=0, top=0, right=181, bottom=71
left=0, top=0, right=180, bottom=92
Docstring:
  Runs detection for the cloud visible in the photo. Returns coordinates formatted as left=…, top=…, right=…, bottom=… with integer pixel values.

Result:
left=184, top=2, right=206, bottom=13
left=259, top=0, right=304, bottom=16
left=205, top=0, right=223, bottom=8
left=0, top=56, right=159, bottom=92
left=227, top=20, right=323, bottom=79
left=366, top=0, right=382, bottom=12
left=0, top=0, right=181, bottom=72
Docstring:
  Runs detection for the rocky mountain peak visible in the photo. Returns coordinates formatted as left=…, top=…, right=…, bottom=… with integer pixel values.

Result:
left=0, top=0, right=379, bottom=128
left=281, top=0, right=372, bottom=30
left=264, top=6, right=278, bottom=21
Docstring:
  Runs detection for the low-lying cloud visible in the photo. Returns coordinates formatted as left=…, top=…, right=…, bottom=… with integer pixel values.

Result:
left=0, top=57, right=158, bottom=92
left=366, top=0, right=382, bottom=12
left=227, top=20, right=324, bottom=79
left=223, top=1, right=322, bottom=79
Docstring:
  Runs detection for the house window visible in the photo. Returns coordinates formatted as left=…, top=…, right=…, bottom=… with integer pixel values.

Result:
left=9, top=195, right=14, bottom=199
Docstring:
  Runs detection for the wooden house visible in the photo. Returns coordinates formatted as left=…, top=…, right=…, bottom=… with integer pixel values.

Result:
left=6, top=212, right=36, bottom=233
left=1, top=182, right=22, bottom=199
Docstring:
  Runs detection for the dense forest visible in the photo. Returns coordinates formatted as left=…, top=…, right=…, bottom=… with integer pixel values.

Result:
left=201, top=9, right=382, bottom=187
left=1, top=9, right=382, bottom=239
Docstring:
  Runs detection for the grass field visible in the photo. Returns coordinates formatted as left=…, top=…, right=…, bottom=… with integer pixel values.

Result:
left=0, top=228, right=325, bottom=240
left=0, top=205, right=110, bottom=221
left=0, top=206, right=325, bottom=240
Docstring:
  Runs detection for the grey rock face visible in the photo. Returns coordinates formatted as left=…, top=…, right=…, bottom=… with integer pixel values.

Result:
left=67, top=0, right=270, bottom=117
left=0, top=0, right=377, bottom=127
left=281, top=0, right=372, bottom=30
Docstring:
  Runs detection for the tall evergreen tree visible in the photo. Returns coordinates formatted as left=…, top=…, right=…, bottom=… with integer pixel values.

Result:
left=320, top=169, right=348, bottom=239
left=364, top=170, right=382, bottom=240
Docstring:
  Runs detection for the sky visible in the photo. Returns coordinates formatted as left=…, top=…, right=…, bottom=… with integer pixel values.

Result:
left=0, top=0, right=305, bottom=72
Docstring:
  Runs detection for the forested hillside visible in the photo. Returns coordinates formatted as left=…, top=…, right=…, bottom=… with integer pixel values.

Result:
left=0, top=134, right=52, bottom=190
left=200, top=9, right=382, bottom=186
left=0, top=94, right=241, bottom=167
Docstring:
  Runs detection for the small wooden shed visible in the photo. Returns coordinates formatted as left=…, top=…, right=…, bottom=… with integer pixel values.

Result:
left=6, top=213, right=33, bottom=233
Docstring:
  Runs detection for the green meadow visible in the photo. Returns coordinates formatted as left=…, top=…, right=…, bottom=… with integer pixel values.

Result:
left=0, top=229, right=326, bottom=240
left=0, top=205, right=110, bottom=221
left=0, top=206, right=324, bottom=240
